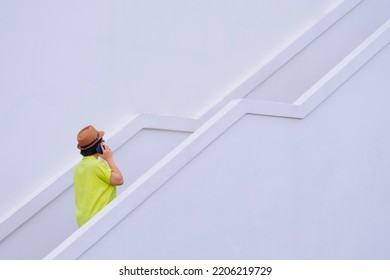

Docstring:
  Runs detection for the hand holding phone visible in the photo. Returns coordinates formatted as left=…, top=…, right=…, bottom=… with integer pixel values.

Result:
left=98, top=142, right=113, bottom=161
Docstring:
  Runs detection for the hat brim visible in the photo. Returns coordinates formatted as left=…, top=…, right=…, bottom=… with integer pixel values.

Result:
left=77, top=131, right=105, bottom=150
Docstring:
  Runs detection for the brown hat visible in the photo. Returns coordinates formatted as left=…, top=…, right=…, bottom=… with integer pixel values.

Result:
left=77, top=125, right=105, bottom=150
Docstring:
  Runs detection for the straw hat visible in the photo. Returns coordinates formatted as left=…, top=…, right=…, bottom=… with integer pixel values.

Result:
left=77, top=125, right=105, bottom=150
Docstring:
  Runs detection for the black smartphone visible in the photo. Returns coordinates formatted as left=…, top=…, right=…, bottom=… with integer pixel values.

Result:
left=96, top=142, right=104, bottom=154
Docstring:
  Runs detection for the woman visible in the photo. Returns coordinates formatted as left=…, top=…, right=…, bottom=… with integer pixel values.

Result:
left=74, top=125, right=124, bottom=227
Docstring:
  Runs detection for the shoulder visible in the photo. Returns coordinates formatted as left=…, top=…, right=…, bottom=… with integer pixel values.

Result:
left=95, top=159, right=109, bottom=169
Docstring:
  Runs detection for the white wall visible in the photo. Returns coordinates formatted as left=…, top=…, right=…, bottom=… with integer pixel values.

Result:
left=114, top=129, right=190, bottom=196
left=0, top=128, right=188, bottom=259
left=246, top=0, right=390, bottom=103
left=79, top=43, right=390, bottom=259
left=0, top=0, right=339, bottom=217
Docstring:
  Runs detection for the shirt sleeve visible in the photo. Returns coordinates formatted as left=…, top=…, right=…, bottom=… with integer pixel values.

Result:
left=94, top=160, right=112, bottom=184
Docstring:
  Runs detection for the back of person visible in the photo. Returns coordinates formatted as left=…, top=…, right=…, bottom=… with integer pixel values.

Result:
left=74, top=155, right=116, bottom=227
left=74, top=125, right=124, bottom=227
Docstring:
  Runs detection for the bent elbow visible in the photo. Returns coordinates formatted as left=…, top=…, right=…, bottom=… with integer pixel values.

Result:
left=110, top=176, right=124, bottom=186
left=110, top=172, right=124, bottom=186
left=116, top=176, right=124, bottom=186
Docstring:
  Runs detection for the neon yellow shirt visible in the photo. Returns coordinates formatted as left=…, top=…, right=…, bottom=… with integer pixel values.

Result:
left=73, top=156, right=116, bottom=227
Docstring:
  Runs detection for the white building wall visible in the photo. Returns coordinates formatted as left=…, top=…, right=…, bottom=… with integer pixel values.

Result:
left=0, top=0, right=339, bottom=217
left=79, top=43, right=390, bottom=259
left=246, top=0, right=390, bottom=103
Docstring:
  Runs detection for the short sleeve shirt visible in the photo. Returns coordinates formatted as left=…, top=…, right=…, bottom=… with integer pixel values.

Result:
left=73, top=156, right=116, bottom=227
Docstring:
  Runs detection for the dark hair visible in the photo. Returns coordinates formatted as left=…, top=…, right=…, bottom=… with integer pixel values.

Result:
left=80, top=139, right=102, bottom=156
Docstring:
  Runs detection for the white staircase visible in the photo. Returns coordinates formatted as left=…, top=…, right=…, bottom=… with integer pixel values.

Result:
left=1, top=0, right=389, bottom=259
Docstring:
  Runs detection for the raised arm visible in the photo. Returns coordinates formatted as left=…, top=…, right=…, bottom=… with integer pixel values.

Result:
left=99, top=143, right=124, bottom=186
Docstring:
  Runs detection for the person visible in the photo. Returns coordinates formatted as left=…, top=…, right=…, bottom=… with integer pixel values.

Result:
left=74, top=125, right=124, bottom=227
